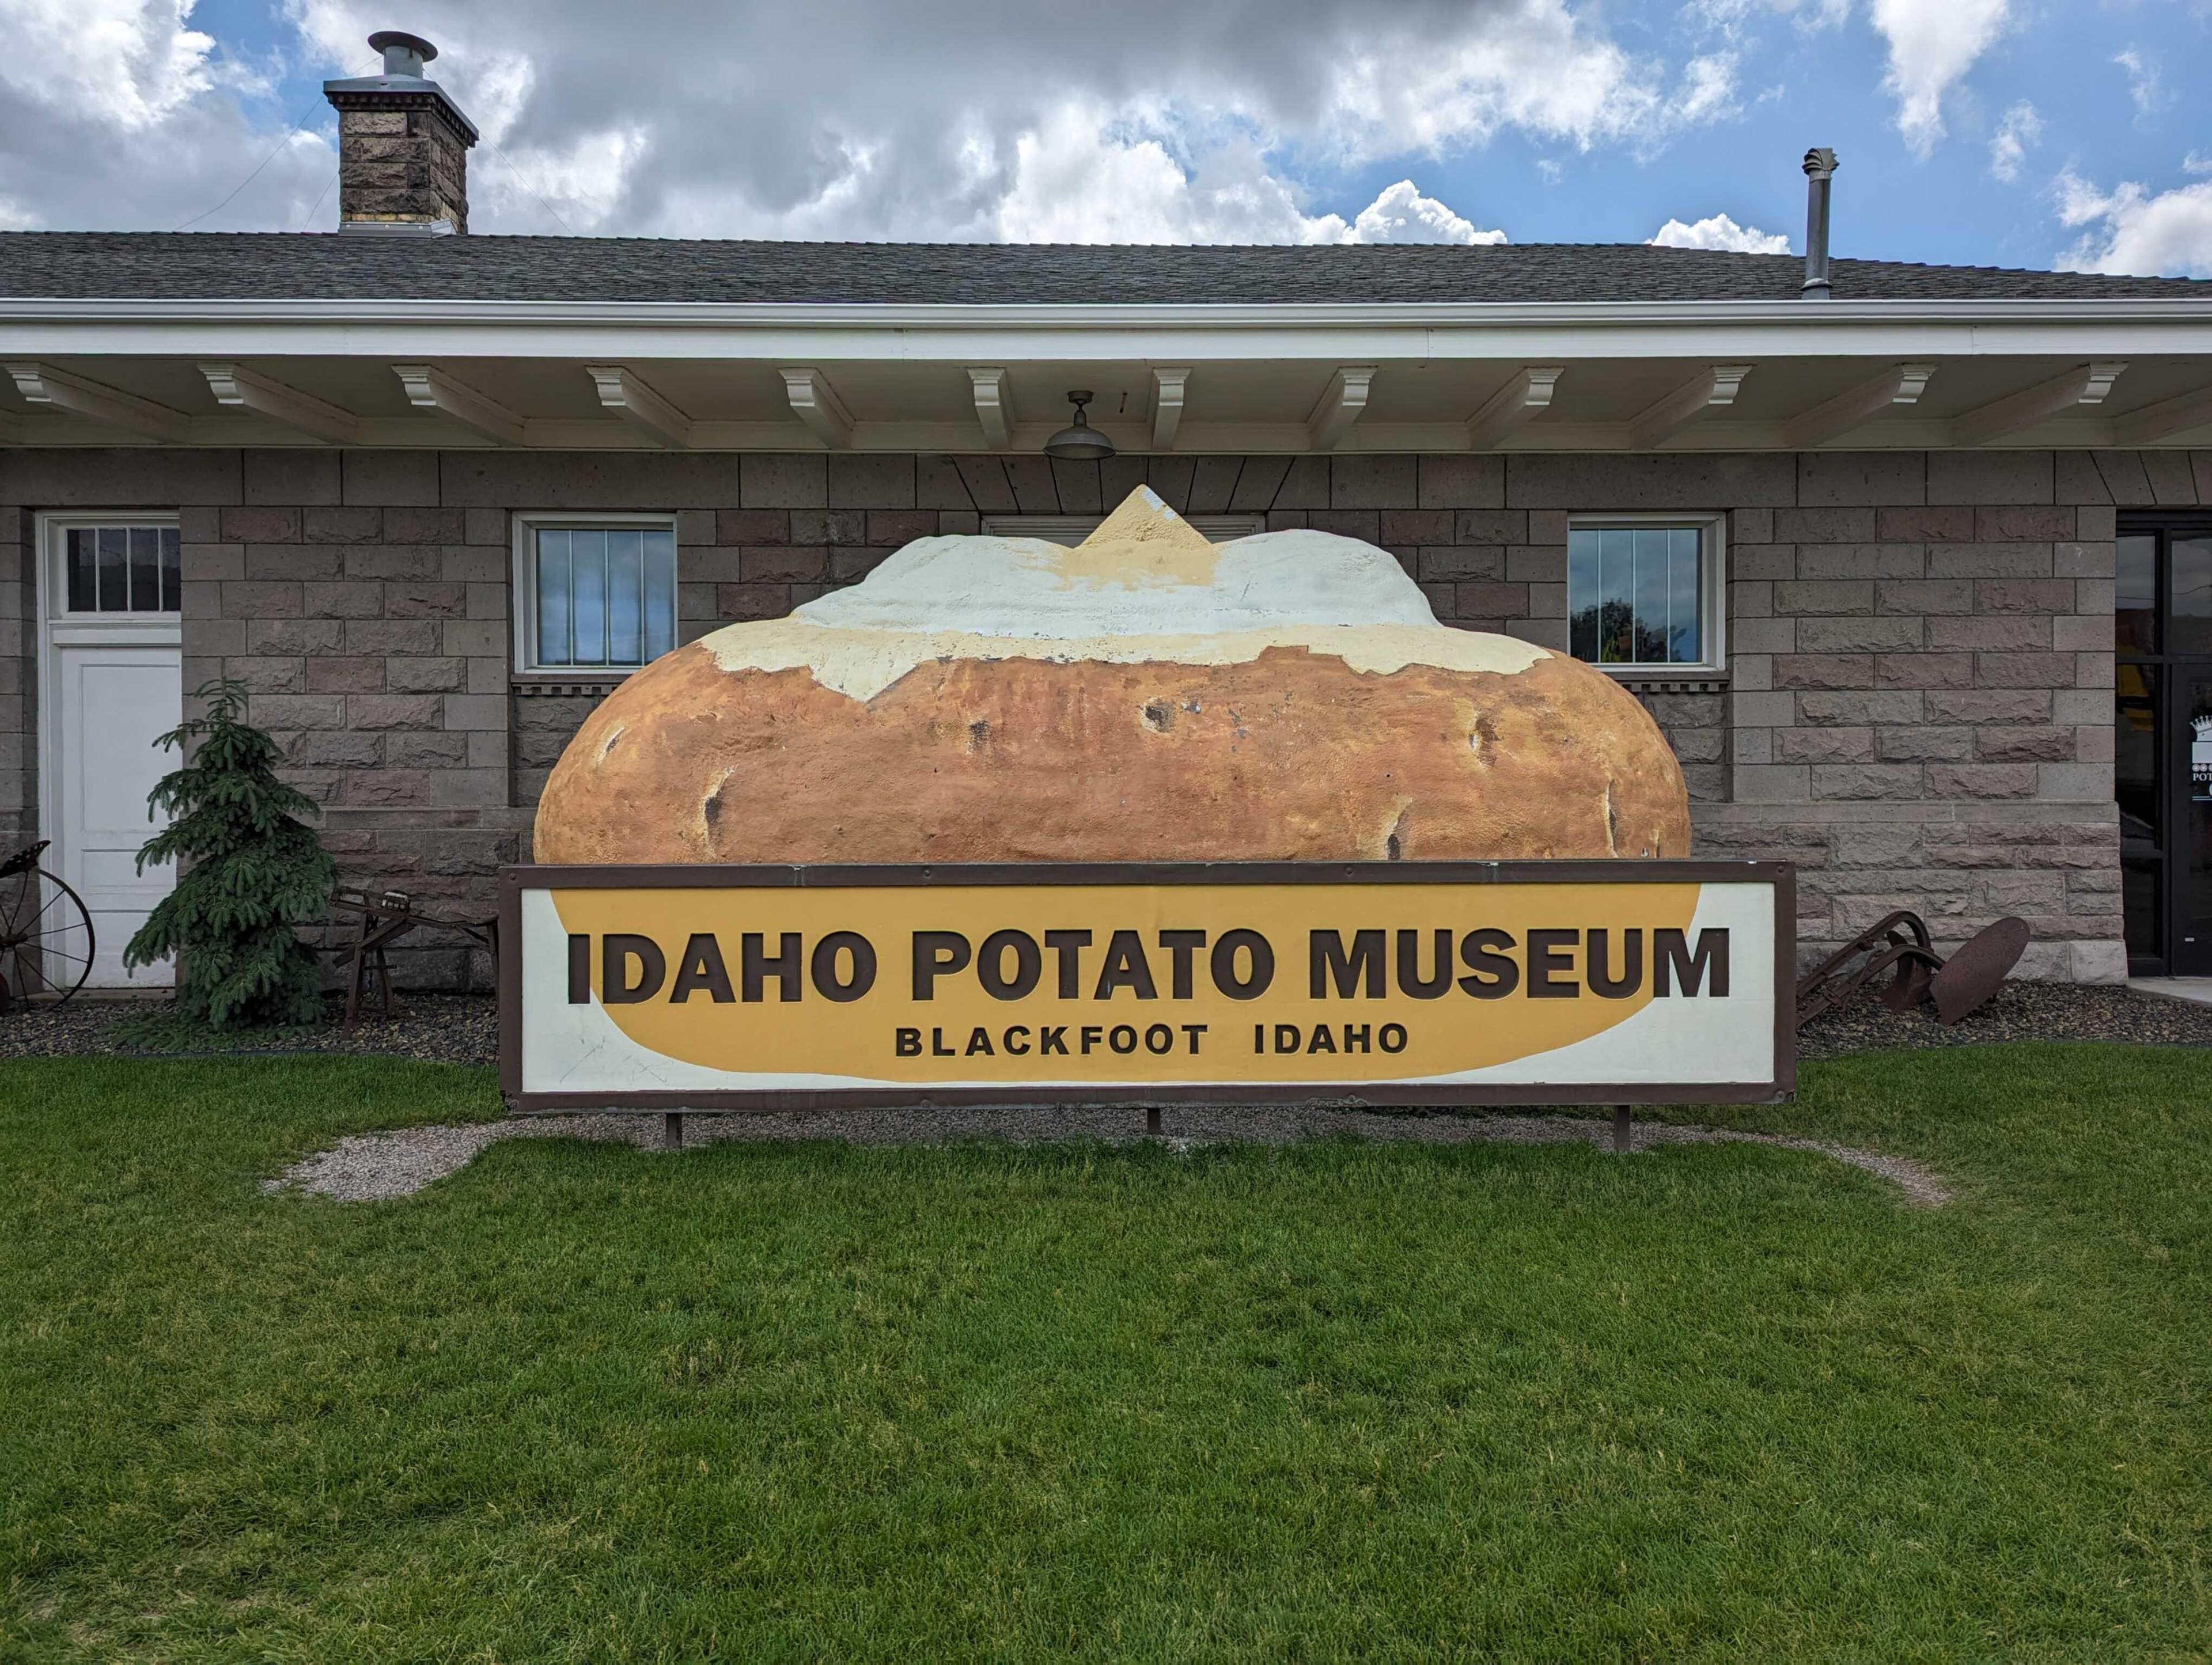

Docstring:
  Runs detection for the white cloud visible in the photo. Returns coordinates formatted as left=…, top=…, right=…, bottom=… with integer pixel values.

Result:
left=2056, top=168, right=2212, bottom=278
left=2187, top=152, right=2212, bottom=177
left=1344, top=179, right=1508, bottom=244
left=1988, top=101, right=2041, bottom=184
left=1, top=0, right=1745, bottom=238
left=1648, top=212, right=1790, bottom=253
left=1868, top=0, right=2014, bottom=155
left=2115, top=48, right=2167, bottom=119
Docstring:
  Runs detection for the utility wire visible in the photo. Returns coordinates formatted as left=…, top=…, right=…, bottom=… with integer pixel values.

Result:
left=173, top=111, right=319, bottom=232
left=480, top=141, right=579, bottom=236
left=293, top=164, right=339, bottom=233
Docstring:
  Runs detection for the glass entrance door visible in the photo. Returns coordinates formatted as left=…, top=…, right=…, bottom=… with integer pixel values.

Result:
left=2118, top=522, right=2212, bottom=974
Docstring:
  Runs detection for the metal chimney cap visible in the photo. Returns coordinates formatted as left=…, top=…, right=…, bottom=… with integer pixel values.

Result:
left=368, top=30, right=438, bottom=78
left=1802, top=146, right=1838, bottom=179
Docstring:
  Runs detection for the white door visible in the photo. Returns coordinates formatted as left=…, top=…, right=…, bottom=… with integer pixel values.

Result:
left=40, top=518, right=183, bottom=988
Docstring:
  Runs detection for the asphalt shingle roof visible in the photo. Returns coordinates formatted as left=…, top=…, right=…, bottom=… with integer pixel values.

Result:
left=0, top=232, right=2203, bottom=305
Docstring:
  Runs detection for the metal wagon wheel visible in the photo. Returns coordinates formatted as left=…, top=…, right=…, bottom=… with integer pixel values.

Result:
left=0, top=841, right=96, bottom=1012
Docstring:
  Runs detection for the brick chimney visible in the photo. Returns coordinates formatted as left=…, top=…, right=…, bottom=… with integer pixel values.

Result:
left=323, top=31, right=478, bottom=235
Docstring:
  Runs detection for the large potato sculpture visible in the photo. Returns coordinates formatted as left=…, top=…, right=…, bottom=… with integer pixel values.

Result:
left=533, top=487, right=1691, bottom=864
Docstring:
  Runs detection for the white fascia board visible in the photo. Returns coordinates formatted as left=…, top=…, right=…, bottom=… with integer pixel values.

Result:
left=5, top=297, right=2212, bottom=366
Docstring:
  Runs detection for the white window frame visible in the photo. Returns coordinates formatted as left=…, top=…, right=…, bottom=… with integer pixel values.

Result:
left=41, top=511, right=183, bottom=623
left=981, top=513, right=1265, bottom=545
left=511, top=511, right=680, bottom=679
left=1565, top=511, right=1728, bottom=678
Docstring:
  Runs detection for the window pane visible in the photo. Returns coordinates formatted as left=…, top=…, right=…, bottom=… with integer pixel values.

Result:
left=607, top=529, right=645, bottom=665
left=2116, top=533, right=2157, bottom=655
left=2116, top=663, right=2159, bottom=847
left=1668, top=528, right=1701, bottom=663
left=571, top=529, right=609, bottom=665
left=1566, top=531, right=1598, bottom=661
left=1630, top=529, right=1671, bottom=662
left=2124, top=859, right=2161, bottom=962
left=536, top=529, right=574, bottom=666
left=65, top=529, right=94, bottom=612
left=1599, top=529, right=1633, bottom=663
left=128, top=526, right=160, bottom=610
left=2173, top=538, right=2212, bottom=655
left=96, top=528, right=127, bottom=612
left=642, top=530, right=676, bottom=661
left=159, top=529, right=181, bottom=612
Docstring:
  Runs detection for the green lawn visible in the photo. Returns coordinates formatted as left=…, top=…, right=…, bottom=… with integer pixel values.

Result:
left=2, top=1048, right=2207, bottom=1660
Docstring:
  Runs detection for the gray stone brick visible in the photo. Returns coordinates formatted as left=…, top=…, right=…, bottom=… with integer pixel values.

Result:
left=1976, top=506, right=2076, bottom=540
left=1774, top=581, right=1874, bottom=615
left=1812, top=764, right=1924, bottom=800
left=1875, top=506, right=1974, bottom=541
left=916, top=455, right=975, bottom=511
left=2074, top=651, right=2115, bottom=689
left=181, top=618, right=247, bottom=657
left=1731, top=580, right=1773, bottom=618
left=1731, top=655, right=1772, bottom=691
left=1927, top=689, right=2052, bottom=723
left=1875, top=579, right=1974, bottom=615
left=1421, top=547, right=1504, bottom=580
left=2051, top=689, right=2105, bottom=725
left=1732, top=728, right=1771, bottom=764
left=1776, top=507, right=1876, bottom=543
left=342, top=451, right=440, bottom=507
left=828, top=453, right=916, bottom=509
left=1730, top=691, right=1796, bottom=728
left=248, top=694, right=347, bottom=730
left=386, top=657, right=465, bottom=693
left=2053, top=616, right=2108, bottom=652
left=347, top=693, right=443, bottom=730
left=1796, top=544, right=1925, bottom=580
left=1308, top=510, right=1380, bottom=541
left=181, top=544, right=243, bottom=582
left=866, top=510, right=937, bottom=547
left=464, top=507, right=509, bottom=546
left=244, top=545, right=341, bottom=581
left=1732, top=617, right=1796, bottom=654
left=442, top=621, right=505, bottom=658
left=1973, top=652, right=2073, bottom=688
left=245, top=618, right=343, bottom=656
left=442, top=549, right=504, bottom=583
left=343, top=771, right=433, bottom=806
left=1331, top=455, right=1416, bottom=509
left=715, top=583, right=790, bottom=620
left=221, top=581, right=302, bottom=617
left=1777, top=727, right=1873, bottom=763
left=346, top=620, right=442, bottom=655
left=2074, top=723, right=2116, bottom=763
left=1379, top=509, right=1454, bottom=545
left=463, top=583, right=507, bottom=621
left=1877, top=651, right=1976, bottom=688
left=243, top=449, right=340, bottom=507
left=1775, top=654, right=1873, bottom=689
left=1797, top=690, right=1923, bottom=725
left=740, top=547, right=829, bottom=582
left=1452, top=510, right=1528, bottom=544
left=1926, top=543, right=2052, bottom=578
left=741, top=454, right=827, bottom=509
left=387, top=733, right=468, bottom=769
left=304, top=658, right=385, bottom=693
left=298, top=581, right=384, bottom=619
left=442, top=694, right=507, bottom=731
left=384, top=584, right=468, bottom=619
left=1451, top=582, right=1528, bottom=617
left=382, top=507, right=467, bottom=544
left=224, top=656, right=305, bottom=693
left=1004, top=457, right=1060, bottom=512
left=1926, top=450, right=2052, bottom=505
left=304, top=507, right=383, bottom=544
left=1976, top=726, right=2075, bottom=761
left=1733, top=547, right=1796, bottom=581
left=1877, top=726, right=1973, bottom=761
left=1796, top=617, right=1921, bottom=653
left=286, top=731, right=384, bottom=768
left=790, top=510, right=867, bottom=547
left=2054, top=541, right=2116, bottom=578
left=2039, top=763, right=2111, bottom=801
left=1926, top=763, right=2038, bottom=799
left=1416, top=456, right=1503, bottom=509
left=343, top=545, right=441, bottom=581
left=1797, top=451, right=1924, bottom=507
left=1734, top=764, right=1810, bottom=802
left=221, top=506, right=301, bottom=543
left=715, top=510, right=790, bottom=544
left=1928, top=617, right=2050, bottom=651
left=1976, top=578, right=2077, bottom=615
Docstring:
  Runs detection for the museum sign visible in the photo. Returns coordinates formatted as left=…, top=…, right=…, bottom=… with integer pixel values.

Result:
left=499, top=862, right=1795, bottom=1112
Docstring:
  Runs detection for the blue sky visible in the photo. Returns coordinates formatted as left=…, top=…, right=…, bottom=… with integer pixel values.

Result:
left=2, top=0, right=2207, bottom=275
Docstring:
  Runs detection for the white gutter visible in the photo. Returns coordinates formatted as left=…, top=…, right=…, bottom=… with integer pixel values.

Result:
left=2, top=296, right=2210, bottom=363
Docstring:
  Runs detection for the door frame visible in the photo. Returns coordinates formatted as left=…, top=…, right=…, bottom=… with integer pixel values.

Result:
left=2118, top=511, right=2212, bottom=977
left=33, top=511, right=184, bottom=986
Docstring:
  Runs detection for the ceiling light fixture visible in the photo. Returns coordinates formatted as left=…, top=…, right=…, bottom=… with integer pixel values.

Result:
left=1043, top=389, right=1115, bottom=461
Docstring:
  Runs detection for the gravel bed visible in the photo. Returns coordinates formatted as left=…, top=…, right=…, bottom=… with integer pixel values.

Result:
left=268, top=1106, right=1954, bottom=1207
left=1797, top=978, right=2212, bottom=1057
left=0, top=992, right=497, bottom=1064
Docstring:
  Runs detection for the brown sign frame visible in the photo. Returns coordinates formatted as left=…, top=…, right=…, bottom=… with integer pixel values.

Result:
left=498, top=860, right=1797, bottom=1114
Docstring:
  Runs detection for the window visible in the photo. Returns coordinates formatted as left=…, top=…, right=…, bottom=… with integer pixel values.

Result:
left=58, top=522, right=179, bottom=615
left=1566, top=516, right=1724, bottom=674
left=514, top=515, right=677, bottom=673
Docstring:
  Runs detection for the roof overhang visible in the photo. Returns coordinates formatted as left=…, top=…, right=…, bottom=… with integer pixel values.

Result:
left=4, top=297, right=2210, bottom=453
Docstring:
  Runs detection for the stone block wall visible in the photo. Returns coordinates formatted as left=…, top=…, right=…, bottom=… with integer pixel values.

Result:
left=0, top=443, right=2194, bottom=988
left=0, top=506, right=28, bottom=844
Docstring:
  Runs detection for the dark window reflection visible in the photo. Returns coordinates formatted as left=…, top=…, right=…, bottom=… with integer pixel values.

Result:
left=2173, top=538, right=2212, bottom=655
left=2117, top=663, right=2160, bottom=845
left=2116, top=533, right=2157, bottom=654
left=2124, top=860, right=2161, bottom=961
